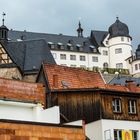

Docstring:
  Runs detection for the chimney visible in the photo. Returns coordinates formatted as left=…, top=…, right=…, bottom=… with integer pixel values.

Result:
left=53, top=75, right=58, bottom=88
left=125, top=79, right=136, bottom=92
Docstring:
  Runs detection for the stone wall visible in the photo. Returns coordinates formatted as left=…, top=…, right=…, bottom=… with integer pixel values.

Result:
left=0, top=67, right=22, bottom=80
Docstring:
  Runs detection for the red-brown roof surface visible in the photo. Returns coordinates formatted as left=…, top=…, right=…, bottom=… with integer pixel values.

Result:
left=42, top=64, right=140, bottom=93
left=43, top=64, right=105, bottom=90
left=0, top=77, right=45, bottom=105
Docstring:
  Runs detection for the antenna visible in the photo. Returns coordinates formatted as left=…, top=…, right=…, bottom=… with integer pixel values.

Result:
left=2, top=12, right=6, bottom=25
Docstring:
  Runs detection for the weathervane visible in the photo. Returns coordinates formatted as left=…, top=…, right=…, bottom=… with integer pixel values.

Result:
left=2, top=12, right=6, bottom=25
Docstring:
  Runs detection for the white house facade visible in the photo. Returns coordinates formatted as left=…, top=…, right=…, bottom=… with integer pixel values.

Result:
left=86, top=119, right=139, bottom=140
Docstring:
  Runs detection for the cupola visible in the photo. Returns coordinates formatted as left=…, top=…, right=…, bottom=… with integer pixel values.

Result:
left=77, top=21, right=83, bottom=37
left=0, top=13, right=9, bottom=41
left=108, top=17, right=131, bottom=39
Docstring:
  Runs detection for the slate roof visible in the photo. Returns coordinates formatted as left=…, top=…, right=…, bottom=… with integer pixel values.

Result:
left=109, top=75, right=140, bottom=86
left=90, top=30, right=108, bottom=47
left=8, top=30, right=98, bottom=53
left=2, top=39, right=56, bottom=74
left=108, top=18, right=131, bottom=39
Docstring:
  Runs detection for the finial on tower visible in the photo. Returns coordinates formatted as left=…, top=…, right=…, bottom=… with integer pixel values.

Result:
left=2, top=12, right=6, bottom=25
left=116, top=16, right=119, bottom=20
left=77, top=19, right=83, bottom=37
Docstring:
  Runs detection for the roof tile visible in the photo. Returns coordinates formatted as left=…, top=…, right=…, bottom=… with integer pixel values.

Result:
left=43, top=64, right=105, bottom=90
left=0, top=77, right=45, bottom=105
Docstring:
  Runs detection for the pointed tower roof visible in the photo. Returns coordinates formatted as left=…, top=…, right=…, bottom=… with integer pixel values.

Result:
left=77, top=21, right=83, bottom=37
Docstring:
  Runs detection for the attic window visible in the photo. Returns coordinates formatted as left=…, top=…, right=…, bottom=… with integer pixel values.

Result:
left=76, top=44, right=83, bottom=51
left=90, top=45, right=94, bottom=49
left=48, top=42, right=55, bottom=49
left=93, top=48, right=97, bottom=53
left=17, top=39, right=22, bottom=41
left=58, top=42, right=64, bottom=50
left=67, top=43, right=74, bottom=51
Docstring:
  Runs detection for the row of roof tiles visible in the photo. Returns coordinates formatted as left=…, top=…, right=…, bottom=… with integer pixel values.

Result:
left=41, top=63, right=140, bottom=93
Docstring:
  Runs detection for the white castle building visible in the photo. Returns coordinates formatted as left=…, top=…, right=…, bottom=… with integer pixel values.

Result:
left=0, top=16, right=138, bottom=76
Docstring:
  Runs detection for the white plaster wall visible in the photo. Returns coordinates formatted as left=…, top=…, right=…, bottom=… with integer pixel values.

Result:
left=86, top=120, right=102, bottom=140
left=131, top=60, right=140, bottom=75
left=108, top=36, right=132, bottom=69
left=51, top=50, right=109, bottom=69
left=0, top=100, right=60, bottom=124
left=86, top=119, right=140, bottom=140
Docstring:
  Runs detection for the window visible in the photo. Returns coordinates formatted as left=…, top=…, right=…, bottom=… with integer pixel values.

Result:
left=106, top=41, right=109, bottom=45
left=127, top=37, right=130, bottom=42
left=135, top=64, right=138, bottom=70
left=115, top=48, right=122, bottom=54
left=70, top=55, right=76, bottom=60
left=114, top=130, right=122, bottom=140
left=132, top=130, right=138, bottom=140
left=116, top=63, right=123, bottom=69
left=92, top=56, right=98, bottom=62
left=128, top=100, right=137, bottom=114
left=121, top=37, right=124, bottom=41
left=139, top=64, right=140, bottom=69
left=103, top=63, right=108, bottom=68
left=112, top=98, right=121, bottom=113
left=60, top=54, right=66, bottom=60
left=80, top=55, right=86, bottom=61
left=103, top=50, right=108, bottom=55
left=52, top=53, right=57, bottom=59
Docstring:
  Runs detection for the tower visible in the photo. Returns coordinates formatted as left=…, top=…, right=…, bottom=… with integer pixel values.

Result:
left=0, top=12, right=9, bottom=41
left=77, top=21, right=83, bottom=37
left=108, top=17, right=132, bottom=69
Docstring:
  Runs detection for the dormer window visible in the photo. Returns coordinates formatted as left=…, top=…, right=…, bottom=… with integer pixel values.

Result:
left=76, top=44, right=83, bottom=51
left=48, top=42, right=55, bottom=49
left=58, top=42, right=64, bottom=50
left=67, top=43, right=74, bottom=51
left=90, top=45, right=97, bottom=53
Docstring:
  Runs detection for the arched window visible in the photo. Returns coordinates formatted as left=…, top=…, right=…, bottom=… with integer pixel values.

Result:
left=103, top=62, right=108, bottom=68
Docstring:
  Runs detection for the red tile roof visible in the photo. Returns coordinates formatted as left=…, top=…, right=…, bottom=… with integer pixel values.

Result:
left=105, top=84, right=129, bottom=92
left=42, top=64, right=140, bottom=94
left=43, top=64, right=105, bottom=90
left=0, top=77, right=45, bottom=105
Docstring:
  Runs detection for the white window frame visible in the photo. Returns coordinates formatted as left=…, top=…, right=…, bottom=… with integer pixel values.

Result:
left=132, top=130, right=138, bottom=140
left=114, top=129, right=122, bottom=140
left=103, top=50, right=108, bottom=55
left=80, top=55, right=86, bottom=61
left=52, top=53, right=57, bottom=59
left=70, top=55, right=76, bottom=60
left=60, top=54, right=66, bottom=60
left=112, top=98, right=122, bottom=113
left=92, top=56, right=98, bottom=62
left=128, top=100, right=137, bottom=114
left=116, top=63, right=123, bottom=69
left=115, top=48, right=122, bottom=54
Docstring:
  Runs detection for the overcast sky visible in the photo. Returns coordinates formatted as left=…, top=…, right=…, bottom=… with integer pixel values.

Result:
left=0, top=0, right=140, bottom=50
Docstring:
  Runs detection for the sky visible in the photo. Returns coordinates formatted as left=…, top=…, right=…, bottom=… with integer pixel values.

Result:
left=0, top=0, right=140, bottom=50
